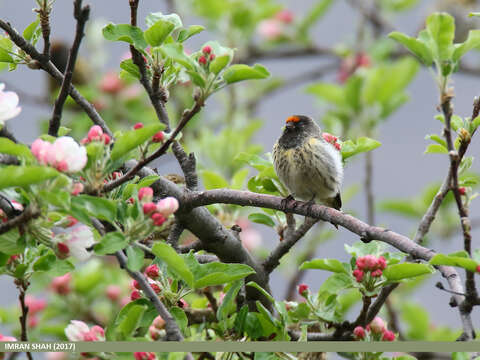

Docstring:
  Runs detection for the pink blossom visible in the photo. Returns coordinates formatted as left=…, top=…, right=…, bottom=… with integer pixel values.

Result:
left=369, top=317, right=386, bottom=334
left=99, top=71, right=124, bottom=94
left=0, top=83, right=21, bottom=125
left=178, top=299, right=188, bottom=308
left=352, top=269, right=364, bottom=282
left=28, top=316, right=38, bottom=328
left=134, top=352, right=156, bottom=360
left=50, top=273, right=71, bottom=295
left=133, top=122, right=144, bottom=130
left=377, top=256, right=387, bottom=270
left=322, top=133, right=338, bottom=144
left=275, top=9, right=294, bottom=24
left=152, top=315, right=165, bottom=329
left=65, top=320, right=104, bottom=342
left=106, top=285, right=121, bottom=301
left=0, top=333, right=17, bottom=342
left=152, top=131, right=164, bottom=143
left=46, top=352, right=68, bottom=360
left=258, top=19, right=283, bottom=40
left=143, top=202, right=157, bottom=215
left=353, top=326, right=365, bottom=339
left=138, top=187, right=153, bottom=202
left=145, top=264, right=159, bottom=279
left=31, top=138, right=52, bottom=165
left=87, top=125, right=103, bottom=141
left=363, top=255, right=378, bottom=270
left=156, top=197, right=179, bottom=217
left=382, top=330, right=395, bottom=341
left=240, top=228, right=262, bottom=252
left=131, top=290, right=142, bottom=301
left=46, top=137, right=87, bottom=173
left=198, top=55, right=207, bottom=65
left=24, top=295, right=46, bottom=315
left=53, top=224, right=95, bottom=261
left=71, top=182, right=84, bottom=196
left=149, top=325, right=160, bottom=340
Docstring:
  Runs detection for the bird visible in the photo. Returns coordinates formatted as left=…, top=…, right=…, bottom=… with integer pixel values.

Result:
left=272, top=115, right=343, bottom=216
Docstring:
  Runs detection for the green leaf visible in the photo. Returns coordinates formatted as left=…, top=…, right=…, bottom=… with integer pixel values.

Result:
left=217, top=280, right=243, bottom=321
left=209, top=54, right=230, bottom=75
left=145, top=12, right=183, bottom=29
left=453, top=30, right=480, bottom=63
left=161, top=43, right=196, bottom=70
left=401, top=302, right=429, bottom=340
left=0, top=229, right=24, bottom=255
left=248, top=213, right=275, bottom=227
left=144, top=19, right=175, bottom=47
left=33, top=251, right=57, bottom=271
left=170, top=306, right=188, bottom=334
left=151, top=242, right=194, bottom=288
left=118, top=303, right=147, bottom=339
left=0, top=37, right=13, bottom=63
left=319, top=273, right=354, bottom=293
left=246, top=281, right=275, bottom=303
left=126, top=246, right=144, bottom=271
left=201, top=170, right=228, bottom=189
left=177, top=25, right=205, bottom=42
left=184, top=254, right=255, bottom=288
left=383, top=263, right=435, bottom=281
left=231, top=168, right=249, bottom=190
left=306, top=83, right=345, bottom=107
left=186, top=70, right=206, bottom=87
left=0, top=138, right=34, bottom=160
left=0, top=165, right=59, bottom=189
left=424, top=144, right=448, bottom=154
left=71, top=195, right=117, bottom=221
left=425, top=12, right=455, bottom=62
left=388, top=32, right=433, bottom=65
left=425, top=134, right=447, bottom=147
left=341, top=137, right=381, bottom=160
left=102, top=23, right=147, bottom=50
left=111, top=124, right=164, bottom=161
left=223, top=64, right=270, bottom=84
left=297, top=0, right=333, bottom=38
left=23, top=20, right=40, bottom=41
left=300, top=259, right=348, bottom=274
left=94, top=232, right=128, bottom=255
left=429, top=253, right=478, bottom=272
left=120, top=59, right=141, bottom=79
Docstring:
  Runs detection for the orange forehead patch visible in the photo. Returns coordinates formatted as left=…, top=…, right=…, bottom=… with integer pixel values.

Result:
left=286, top=116, right=300, bottom=123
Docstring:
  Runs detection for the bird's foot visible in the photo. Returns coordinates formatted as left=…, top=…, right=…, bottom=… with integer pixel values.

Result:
left=280, top=194, right=296, bottom=212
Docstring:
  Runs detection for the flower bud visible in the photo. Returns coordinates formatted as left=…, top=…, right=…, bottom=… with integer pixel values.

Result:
left=151, top=213, right=166, bottom=227
left=66, top=216, right=78, bottom=227
left=459, top=187, right=466, bottom=196
left=149, top=325, right=161, bottom=340
left=356, top=257, right=366, bottom=270
left=71, top=182, right=84, bottom=196
left=322, top=132, right=337, bottom=144
left=334, top=142, right=341, bottom=151
left=377, top=256, right=387, bottom=270
left=145, top=264, right=159, bottom=279
left=57, top=242, right=70, bottom=258
left=102, top=134, right=111, bottom=145
left=371, top=269, right=382, bottom=277
left=202, top=46, right=212, bottom=55
left=353, top=269, right=364, bottom=282
left=364, top=255, right=377, bottom=270
left=275, top=9, right=294, bottom=23
left=138, top=187, right=153, bottom=202
left=106, top=285, right=121, bottom=301
left=298, top=283, right=309, bottom=296
left=382, top=330, right=395, bottom=341
left=369, top=317, right=386, bottom=334
left=152, top=131, right=164, bottom=143
left=156, top=197, right=179, bottom=217
left=133, top=280, right=141, bottom=290
left=198, top=55, right=207, bottom=65
left=458, top=128, right=471, bottom=143
left=153, top=315, right=165, bottom=329
left=476, top=264, right=480, bottom=273
left=353, top=326, right=365, bottom=339
left=99, top=72, right=124, bottom=94
left=87, top=125, right=103, bottom=141
left=50, top=273, right=71, bottom=295
left=133, top=122, right=144, bottom=130
left=150, top=283, right=161, bottom=294
left=178, top=299, right=188, bottom=308
left=209, top=54, right=216, bottom=61
left=130, top=290, right=142, bottom=301
left=143, top=202, right=157, bottom=215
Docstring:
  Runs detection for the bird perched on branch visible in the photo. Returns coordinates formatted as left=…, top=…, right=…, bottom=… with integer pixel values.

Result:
left=273, top=115, right=343, bottom=216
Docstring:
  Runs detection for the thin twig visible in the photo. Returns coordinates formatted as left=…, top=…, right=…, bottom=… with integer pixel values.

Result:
left=0, top=19, right=113, bottom=137
left=48, top=0, right=90, bottom=136
left=102, top=99, right=204, bottom=192
left=353, top=295, right=372, bottom=328
left=17, top=281, right=33, bottom=360
left=0, top=126, right=19, bottom=143
left=171, top=141, right=198, bottom=191
left=35, top=0, right=52, bottom=57
left=365, top=283, right=399, bottom=324
left=0, top=207, right=39, bottom=235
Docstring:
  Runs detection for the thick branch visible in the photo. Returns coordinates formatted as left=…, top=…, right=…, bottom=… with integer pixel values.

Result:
left=48, top=0, right=90, bottom=136
left=0, top=19, right=112, bottom=138
left=171, top=141, right=198, bottom=191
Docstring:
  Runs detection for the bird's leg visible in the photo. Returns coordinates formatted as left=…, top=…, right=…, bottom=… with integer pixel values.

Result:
left=280, top=194, right=296, bottom=212
left=302, top=194, right=316, bottom=217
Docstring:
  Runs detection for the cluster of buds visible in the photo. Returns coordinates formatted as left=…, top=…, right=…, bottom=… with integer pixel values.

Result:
left=133, top=122, right=164, bottom=143
left=352, top=255, right=387, bottom=283
left=337, top=52, right=371, bottom=83
left=65, top=320, right=105, bottom=342
left=298, top=283, right=309, bottom=297
left=130, top=264, right=162, bottom=301
left=322, top=132, right=341, bottom=151
left=80, top=125, right=111, bottom=145
left=141, top=188, right=179, bottom=227
left=198, top=45, right=216, bottom=66
left=353, top=317, right=395, bottom=341
left=32, top=137, right=87, bottom=173
left=149, top=315, right=165, bottom=340
left=25, top=296, right=46, bottom=329
left=134, top=352, right=157, bottom=360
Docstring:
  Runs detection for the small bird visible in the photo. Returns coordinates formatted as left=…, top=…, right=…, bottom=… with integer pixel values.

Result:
left=272, top=115, right=343, bottom=213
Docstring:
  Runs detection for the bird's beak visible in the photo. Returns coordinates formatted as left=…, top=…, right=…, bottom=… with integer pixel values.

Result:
left=285, top=121, right=295, bottom=130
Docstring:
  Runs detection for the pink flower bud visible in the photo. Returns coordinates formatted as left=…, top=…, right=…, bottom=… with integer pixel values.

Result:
left=143, top=202, right=157, bottom=215
left=476, top=265, right=480, bottom=273
left=275, top=9, right=294, bottom=23
left=31, top=138, right=52, bottom=165
left=209, top=53, right=216, bottom=61
left=0, top=334, right=17, bottom=342
left=151, top=213, right=166, bottom=226
left=7, top=254, right=19, bottom=264
left=28, top=316, right=38, bottom=329
left=369, top=317, right=386, bottom=334
left=106, top=285, right=121, bottom=301
left=156, top=197, right=179, bottom=217
left=149, top=325, right=160, bottom=340
left=298, top=283, right=309, bottom=296
left=71, top=182, right=84, bottom=196
left=66, top=216, right=78, bottom=227
left=202, top=46, right=212, bottom=55
left=377, top=256, right=387, bottom=270
left=371, top=269, right=382, bottom=277
left=258, top=19, right=283, bottom=40
left=353, top=269, right=364, bottom=282
left=138, top=187, right=154, bottom=202
left=134, top=352, right=156, bottom=360
left=87, top=125, right=103, bottom=141
left=50, top=273, right=71, bottom=295
left=83, top=331, right=97, bottom=342
left=102, top=134, right=111, bottom=145
left=24, top=296, right=46, bottom=315
left=459, top=187, right=466, bottom=195
left=382, top=330, right=395, bottom=341
left=57, top=242, right=70, bottom=258
left=145, top=264, right=159, bottom=279
left=90, top=325, right=105, bottom=339
left=152, top=131, right=164, bottom=143
left=178, top=299, right=188, bottom=308
left=364, top=255, right=377, bottom=271
left=334, top=142, right=341, bottom=151
left=150, top=283, right=161, bottom=294
left=133, top=122, right=144, bottom=130
left=355, top=53, right=371, bottom=68
left=198, top=55, right=207, bottom=65
left=353, top=326, right=365, bottom=339
left=99, top=72, right=124, bottom=94
left=132, top=280, right=141, bottom=290
left=130, top=290, right=142, bottom=301
left=127, top=197, right=135, bottom=204
left=153, top=315, right=165, bottom=330
left=80, top=137, right=89, bottom=145
left=356, top=257, right=366, bottom=270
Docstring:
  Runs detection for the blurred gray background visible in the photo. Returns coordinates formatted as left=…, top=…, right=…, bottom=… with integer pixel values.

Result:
left=0, top=0, right=479, bottom=343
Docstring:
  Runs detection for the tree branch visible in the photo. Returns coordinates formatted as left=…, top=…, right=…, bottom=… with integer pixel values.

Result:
left=48, top=0, right=90, bottom=136
left=171, top=141, right=198, bottom=191
left=0, top=207, right=39, bottom=235
left=17, top=281, right=33, bottom=360
left=365, top=283, right=399, bottom=324
left=0, top=126, right=19, bottom=144
left=0, top=19, right=113, bottom=138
